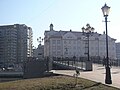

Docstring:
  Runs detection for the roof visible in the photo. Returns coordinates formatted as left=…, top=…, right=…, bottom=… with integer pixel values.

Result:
left=44, top=30, right=116, bottom=41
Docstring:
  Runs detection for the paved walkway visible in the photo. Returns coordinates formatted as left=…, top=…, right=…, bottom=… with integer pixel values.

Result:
left=53, top=64, right=120, bottom=89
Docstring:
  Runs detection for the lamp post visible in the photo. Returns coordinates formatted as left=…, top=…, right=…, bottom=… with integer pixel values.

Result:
left=82, top=24, right=94, bottom=71
left=65, top=46, right=69, bottom=65
left=73, top=55, right=76, bottom=67
left=82, top=24, right=94, bottom=61
left=101, top=3, right=112, bottom=84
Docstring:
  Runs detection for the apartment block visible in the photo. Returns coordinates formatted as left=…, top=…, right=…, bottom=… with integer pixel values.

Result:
left=0, top=24, right=33, bottom=67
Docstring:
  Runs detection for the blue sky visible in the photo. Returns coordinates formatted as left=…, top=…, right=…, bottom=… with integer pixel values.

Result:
left=0, top=0, right=120, bottom=47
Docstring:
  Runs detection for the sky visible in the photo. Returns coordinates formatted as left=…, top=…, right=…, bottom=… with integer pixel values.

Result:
left=0, top=0, right=120, bottom=47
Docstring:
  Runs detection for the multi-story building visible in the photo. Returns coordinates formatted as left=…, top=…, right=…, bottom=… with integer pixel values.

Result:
left=115, top=42, right=120, bottom=59
left=44, top=24, right=116, bottom=60
left=33, top=44, right=44, bottom=60
left=0, top=24, right=33, bottom=67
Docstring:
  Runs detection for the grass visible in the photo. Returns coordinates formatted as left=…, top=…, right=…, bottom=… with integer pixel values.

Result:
left=0, top=75, right=119, bottom=90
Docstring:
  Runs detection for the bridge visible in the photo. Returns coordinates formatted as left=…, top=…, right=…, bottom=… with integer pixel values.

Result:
left=53, top=60, right=87, bottom=70
left=52, top=57, right=120, bottom=71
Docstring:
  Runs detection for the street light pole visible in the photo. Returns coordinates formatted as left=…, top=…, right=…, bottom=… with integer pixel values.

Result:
left=87, top=33, right=90, bottom=61
left=105, top=16, right=109, bottom=67
left=82, top=24, right=94, bottom=61
left=82, top=24, right=94, bottom=71
left=101, top=3, right=112, bottom=84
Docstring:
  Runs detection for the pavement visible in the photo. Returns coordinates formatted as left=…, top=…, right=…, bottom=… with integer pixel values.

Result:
left=53, top=64, right=120, bottom=89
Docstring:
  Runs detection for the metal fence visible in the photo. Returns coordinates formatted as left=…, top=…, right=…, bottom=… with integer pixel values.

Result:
left=53, top=57, right=92, bottom=70
left=52, top=56, right=120, bottom=70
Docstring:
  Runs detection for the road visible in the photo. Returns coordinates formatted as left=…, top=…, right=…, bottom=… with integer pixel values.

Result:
left=53, top=64, right=120, bottom=89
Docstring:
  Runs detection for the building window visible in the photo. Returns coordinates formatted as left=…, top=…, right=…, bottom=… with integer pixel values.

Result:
left=57, top=40, right=61, bottom=44
left=52, top=46, right=56, bottom=50
left=112, top=47, right=114, bottom=50
left=57, top=46, right=61, bottom=50
left=52, top=40, right=56, bottom=44
left=73, top=46, right=76, bottom=50
left=73, top=52, right=76, bottom=55
left=95, top=38, right=99, bottom=40
left=57, top=51, right=61, bottom=55
left=69, top=40, right=71, bottom=44
left=91, top=47, right=94, bottom=50
left=53, top=51, right=56, bottom=55
left=73, top=41, right=76, bottom=44
left=64, top=40, right=67, bottom=44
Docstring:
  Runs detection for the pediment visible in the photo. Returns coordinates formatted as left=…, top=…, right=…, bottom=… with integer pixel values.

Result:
left=63, top=32, right=77, bottom=39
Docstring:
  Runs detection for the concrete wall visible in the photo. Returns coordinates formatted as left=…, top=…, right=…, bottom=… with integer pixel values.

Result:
left=23, top=60, right=46, bottom=78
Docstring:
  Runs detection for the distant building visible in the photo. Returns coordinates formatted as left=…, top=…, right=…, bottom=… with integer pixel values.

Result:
left=115, top=42, right=120, bottom=59
left=33, top=44, right=44, bottom=60
left=44, top=24, right=116, bottom=60
left=0, top=24, right=33, bottom=67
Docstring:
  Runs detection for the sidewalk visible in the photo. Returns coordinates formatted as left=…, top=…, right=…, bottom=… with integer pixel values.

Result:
left=53, top=64, right=120, bottom=89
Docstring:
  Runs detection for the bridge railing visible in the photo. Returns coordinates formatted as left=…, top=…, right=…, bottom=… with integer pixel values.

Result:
left=53, top=57, right=92, bottom=71
left=52, top=56, right=120, bottom=71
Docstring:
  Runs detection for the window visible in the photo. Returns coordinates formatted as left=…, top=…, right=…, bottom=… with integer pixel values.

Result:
left=53, top=51, right=56, bottom=55
left=64, top=40, right=67, bottom=44
left=73, top=52, right=76, bottom=55
left=57, top=40, right=61, bottom=44
left=57, top=46, right=61, bottom=50
left=73, top=41, right=76, bottom=44
left=73, top=46, right=76, bottom=49
left=57, top=51, right=61, bottom=55
left=69, top=40, right=71, bottom=44
left=112, top=47, right=114, bottom=50
left=95, top=38, right=99, bottom=40
left=91, top=47, right=94, bottom=50
left=52, top=46, right=56, bottom=50
left=52, top=40, right=56, bottom=44
left=38, top=53, right=42, bottom=55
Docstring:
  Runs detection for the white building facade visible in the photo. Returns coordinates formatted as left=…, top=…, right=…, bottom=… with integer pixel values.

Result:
left=44, top=24, right=116, bottom=60
left=115, top=42, right=120, bottom=59
left=33, top=44, right=44, bottom=60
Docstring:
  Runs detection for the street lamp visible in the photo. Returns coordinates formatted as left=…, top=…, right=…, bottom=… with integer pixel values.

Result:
left=82, top=24, right=94, bottom=71
left=101, top=3, right=112, bottom=84
left=73, top=55, right=76, bottom=66
left=82, top=24, right=94, bottom=61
